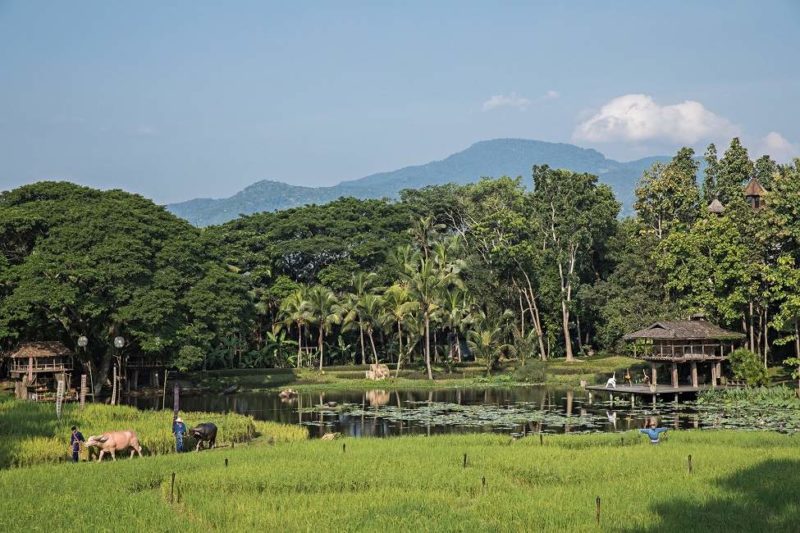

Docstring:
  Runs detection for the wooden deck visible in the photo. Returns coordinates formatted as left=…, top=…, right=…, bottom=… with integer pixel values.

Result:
left=585, top=383, right=727, bottom=396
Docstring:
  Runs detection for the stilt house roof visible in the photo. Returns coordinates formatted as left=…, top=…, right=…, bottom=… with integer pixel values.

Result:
left=623, top=319, right=744, bottom=341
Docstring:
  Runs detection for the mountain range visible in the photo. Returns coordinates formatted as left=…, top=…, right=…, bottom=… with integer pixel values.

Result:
left=167, top=138, right=669, bottom=226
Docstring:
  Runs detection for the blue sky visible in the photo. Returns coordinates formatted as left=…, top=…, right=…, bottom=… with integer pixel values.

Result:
left=1, top=1, right=798, bottom=203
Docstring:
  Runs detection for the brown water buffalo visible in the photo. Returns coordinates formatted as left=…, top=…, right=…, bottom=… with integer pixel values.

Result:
left=85, top=430, right=143, bottom=462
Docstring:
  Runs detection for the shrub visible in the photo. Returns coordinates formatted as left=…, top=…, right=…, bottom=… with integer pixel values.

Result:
left=513, top=360, right=547, bottom=383
left=729, top=349, right=768, bottom=386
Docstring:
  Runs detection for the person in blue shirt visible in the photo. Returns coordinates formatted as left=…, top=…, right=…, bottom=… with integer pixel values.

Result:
left=173, top=416, right=187, bottom=452
left=640, top=419, right=668, bottom=444
left=70, top=426, right=85, bottom=462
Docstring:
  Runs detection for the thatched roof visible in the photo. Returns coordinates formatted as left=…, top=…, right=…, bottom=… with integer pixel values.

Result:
left=10, top=341, right=72, bottom=359
left=707, top=198, right=725, bottom=214
left=624, top=319, right=744, bottom=341
left=743, top=177, right=766, bottom=197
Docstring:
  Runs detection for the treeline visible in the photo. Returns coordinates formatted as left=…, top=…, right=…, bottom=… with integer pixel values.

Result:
left=1, top=138, right=798, bottom=388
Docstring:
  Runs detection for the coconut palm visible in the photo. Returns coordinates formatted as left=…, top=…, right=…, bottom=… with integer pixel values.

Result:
left=305, top=285, right=342, bottom=371
left=467, top=319, right=513, bottom=376
left=381, top=283, right=418, bottom=373
left=402, top=255, right=462, bottom=380
left=357, top=293, right=385, bottom=365
left=279, top=287, right=311, bottom=368
left=350, top=272, right=378, bottom=364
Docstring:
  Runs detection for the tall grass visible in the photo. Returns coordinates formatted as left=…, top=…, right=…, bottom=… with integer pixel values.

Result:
left=0, top=396, right=307, bottom=468
left=0, top=430, right=798, bottom=531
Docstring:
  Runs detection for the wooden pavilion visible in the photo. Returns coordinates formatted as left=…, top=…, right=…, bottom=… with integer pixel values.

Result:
left=8, top=341, right=74, bottom=400
left=743, top=177, right=767, bottom=210
left=623, top=317, right=744, bottom=390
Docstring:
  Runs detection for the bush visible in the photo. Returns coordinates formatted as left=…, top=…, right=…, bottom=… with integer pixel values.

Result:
left=513, top=361, right=547, bottom=383
left=729, top=349, right=769, bottom=386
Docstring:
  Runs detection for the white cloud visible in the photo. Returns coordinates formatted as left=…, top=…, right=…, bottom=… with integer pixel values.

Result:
left=572, top=94, right=738, bottom=144
left=482, top=93, right=531, bottom=112
left=542, top=89, right=560, bottom=100
left=755, top=131, right=798, bottom=162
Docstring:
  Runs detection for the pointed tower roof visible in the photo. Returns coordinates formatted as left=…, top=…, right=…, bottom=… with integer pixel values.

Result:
left=707, top=198, right=725, bottom=214
left=743, top=177, right=767, bottom=197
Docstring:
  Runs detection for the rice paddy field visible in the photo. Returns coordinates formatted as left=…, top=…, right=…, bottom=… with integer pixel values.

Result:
left=0, top=396, right=307, bottom=468
left=1, top=427, right=798, bottom=531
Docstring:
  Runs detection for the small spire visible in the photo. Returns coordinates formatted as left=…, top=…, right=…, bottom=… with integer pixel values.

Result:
left=707, top=198, right=724, bottom=214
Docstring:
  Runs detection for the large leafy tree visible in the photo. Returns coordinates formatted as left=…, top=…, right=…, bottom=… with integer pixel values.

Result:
left=0, top=182, right=251, bottom=391
left=530, top=166, right=619, bottom=361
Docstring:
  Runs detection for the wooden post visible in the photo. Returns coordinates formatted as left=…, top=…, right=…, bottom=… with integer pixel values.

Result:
left=710, top=363, right=718, bottom=388
left=716, top=361, right=722, bottom=382
left=651, top=363, right=658, bottom=388
left=80, top=374, right=87, bottom=409
left=671, top=363, right=678, bottom=389
left=170, top=472, right=176, bottom=503
left=690, top=362, right=698, bottom=388
left=595, top=496, right=601, bottom=525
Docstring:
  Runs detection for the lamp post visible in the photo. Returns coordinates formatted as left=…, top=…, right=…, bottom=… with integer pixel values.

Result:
left=77, top=336, right=89, bottom=406
left=112, top=336, right=125, bottom=405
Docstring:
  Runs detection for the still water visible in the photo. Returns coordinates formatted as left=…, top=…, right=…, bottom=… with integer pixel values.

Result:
left=130, top=387, right=708, bottom=438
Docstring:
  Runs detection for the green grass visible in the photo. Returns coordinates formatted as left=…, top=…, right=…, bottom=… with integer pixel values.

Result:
left=0, top=429, right=797, bottom=531
left=179, top=356, right=643, bottom=393
left=0, top=396, right=307, bottom=468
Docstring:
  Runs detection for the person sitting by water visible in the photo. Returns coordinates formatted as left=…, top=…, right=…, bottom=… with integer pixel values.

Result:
left=639, top=420, right=668, bottom=445
left=605, top=373, right=616, bottom=389
left=173, top=416, right=187, bottom=453
left=623, top=368, right=633, bottom=386
left=642, top=369, right=651, bottom=385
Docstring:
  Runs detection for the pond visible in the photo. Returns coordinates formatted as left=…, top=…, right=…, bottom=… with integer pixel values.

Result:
left=128, top=386, right=740, bottom=438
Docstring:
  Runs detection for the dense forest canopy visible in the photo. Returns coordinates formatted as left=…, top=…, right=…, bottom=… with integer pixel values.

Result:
left=1, top=138, right=798, bottom=388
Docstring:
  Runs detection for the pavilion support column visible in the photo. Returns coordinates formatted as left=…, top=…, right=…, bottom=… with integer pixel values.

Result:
left=711, top=363, right=718, bottom=388
left=690, top=362, right=698, bottom=388
left=671, top=363, right=679, bottom=389
left=716, top=361, right=722, bottom=382
left=651, top=362, right=658, bottom=389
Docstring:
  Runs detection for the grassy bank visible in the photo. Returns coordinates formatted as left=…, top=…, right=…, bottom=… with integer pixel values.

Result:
left=180, top=355, right=642, bottom=393
left=0, top=396, right=307, bottom=468
left=0, top=429, right=797, bottom=531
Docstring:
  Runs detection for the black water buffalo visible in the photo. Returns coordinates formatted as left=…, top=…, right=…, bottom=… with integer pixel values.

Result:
left=190, top=422, right=217, bottom=451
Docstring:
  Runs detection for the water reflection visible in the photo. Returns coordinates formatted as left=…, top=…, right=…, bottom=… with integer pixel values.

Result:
left=128, top=387, right=716, bottom=438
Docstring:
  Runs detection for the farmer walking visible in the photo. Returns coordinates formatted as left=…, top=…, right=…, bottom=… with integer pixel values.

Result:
left=70, top=425, right=85, bottom=462
left=173, top=416, right=187, bottom=452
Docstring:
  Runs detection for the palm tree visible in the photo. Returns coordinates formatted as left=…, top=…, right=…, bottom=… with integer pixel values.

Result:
left=402, top=255, right=462, bottom=380
left=467, top=320, right=512, bottom=376
left=381, top=283, right=418, bottom=374
left=357, top=293, right=385, bottom=365
left=441, top=288, right=472, bottom=362
left=306, top=285, right=342, bottom=371
left=279, top=287, right=311, bottom=368
left=351, top=272, right=377, bottom=365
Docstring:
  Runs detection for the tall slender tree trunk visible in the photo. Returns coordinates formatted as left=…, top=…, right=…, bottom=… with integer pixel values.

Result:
left=561, top=300, right=573, bottom=361
left=368, top=329, right=379, bottom=365
left=424, top=312, right=433, bottom=380
left=297, top=324, right=302, bottom=368
left=395, top=321, right=404, bottom=377
left=359, top=323, right=366, bottom=365
left=795, top=319, right=800, bottom=358
left=763, top=307, right=769, bottom=367
left=749, top=301, right=755, bottom=352
left=318, top=328, right=324, bottom=371
left=519, top=273, right=547, bottom=360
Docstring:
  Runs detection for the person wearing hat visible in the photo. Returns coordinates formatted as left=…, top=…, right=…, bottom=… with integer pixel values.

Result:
left=69, top=426, right=85, bottom=462
left=172, top=416, right=187, bottom=453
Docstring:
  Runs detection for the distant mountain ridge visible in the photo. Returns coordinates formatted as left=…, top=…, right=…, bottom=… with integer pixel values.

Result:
left=167, top=139, right=669, bottom=226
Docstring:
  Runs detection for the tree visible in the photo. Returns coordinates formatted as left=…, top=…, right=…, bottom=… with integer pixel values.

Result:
left=531, top=166, right=619, bottom=361
left=279, top=287, right=311, bottom=368
left=380, top=283, right=417, bottom=373
left=305, top=285, right=342, bottom=371
left=467, top=319, right=511, bottom=375
left=716, top=138, right=754, bottom=207
left=702, top=143, right=720, bottom=205
left=634, top=148, right=700, bottom=240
